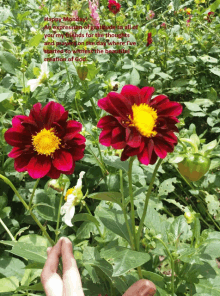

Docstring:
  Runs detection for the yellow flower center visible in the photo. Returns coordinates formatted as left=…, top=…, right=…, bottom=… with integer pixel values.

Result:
left=129, top=103, right=158, bottom=137
left=65, top=188, right=74, bottom=200
left=32, top=128, right=61, bottom=156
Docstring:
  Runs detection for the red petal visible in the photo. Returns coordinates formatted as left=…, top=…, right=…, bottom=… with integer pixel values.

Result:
left=4, top=127, right=31, bottom=147
left=97, top=115, right=119, bottom=129
left=53, top=150, right=73, bottom=171
left=12, top=115, right=28, bottom=127
left=154, top=138, right=174, bottom=158
left=29, top=103, right=44, bottom=129
left=137, top=139, right=154, bottom=165
left=47, top=166, right=61, bottom=179
left=27, top=155, right=51, bottom=178
left=158, top=131, right=177, bottom=144
left=150, top=95, right=169, bottom=108
left=63, top=120, right=82, bottom=141
left=42, top=102, right=66, bottom=129
left=157, top=102, right=183, bottom=117
left=126, top=128, right=142, bottom=148
left=111, top=127, right=126, bottom=149
left=8, top=147, right=24, bottom=158
left=98, top=92, right=131, bottom=118
left=99, top=130, right=112, bottom=146
left=139, top=87, right=155, bottom=105
left=120, top=85, right=141, bottom=105
left=149, top=150, right=158, bottom=165
left=67, top=134, right=86, bottom=146
left=61, top=162, right=75, bottom=175
left=69, top=146, right=85, bottom=161
left=14, top=154, right=32, bottom=172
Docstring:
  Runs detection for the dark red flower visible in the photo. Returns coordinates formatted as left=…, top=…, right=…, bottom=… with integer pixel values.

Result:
left=146, top=32, right=153, bottom=46
left=108, top=0, right=121, bottom=15
left=207, top=11, right=214, bottom=22
left=97, top=85, right=182, bottom=165
left=161, top=22, right=166, bottom=28
left=4, top=102, right=86, bottom=179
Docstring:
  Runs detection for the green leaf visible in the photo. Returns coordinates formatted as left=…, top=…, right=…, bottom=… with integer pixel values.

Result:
left=100, top=246, right=150, bottom=276
left=185, top=56, right=197, bottom=63
left=15, top=282, right=44, bottom=292
left=0, top=276, right=19, bottom=293
left=0, top=51, right=20, bottom=74
left=130, top=68, right=140, bottom=85
left=88, top=192, right=122, bottom=206
left=72, top=213, right=100, bottom=227
left=103, top=155, right=129, bottom=172
left=210, top=67, right=220, bottom=77
left=158, top=178, right=178, bottom=196
left=28, top=33, right=44, bottom=47
left=0, top=254, right=25, bottom=281
left=195, top=277, right=220, bottom=295
left=201, top=140, right=218, bottom=156
left=33, top=189, right=61, bottom=222
left=95, top=206, right=132, bottom=244
left=206, top=0, right=220, bottom=12
left=0, top=241, right=47, bottom=263
left=170, top=216, right=192, bottom=242
left=184, top=102, right=202, bottom=111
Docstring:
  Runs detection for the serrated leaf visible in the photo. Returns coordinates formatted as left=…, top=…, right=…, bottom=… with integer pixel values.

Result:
left=0, top=276, right=19, bottom=293
left=100, top=246, right=150, bottom=276
left=72, top=213, right=100, bottom=227
left=95, top=206, right=132, bottom=244
left=0, top=51, right=20, bottom=74
left=88, top=192, right=122, bottom=206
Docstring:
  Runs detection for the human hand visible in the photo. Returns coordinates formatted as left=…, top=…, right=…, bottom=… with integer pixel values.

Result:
left=41, top=237, right=156, bottom=296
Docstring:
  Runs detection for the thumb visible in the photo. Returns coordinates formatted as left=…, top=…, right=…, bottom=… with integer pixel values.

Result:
left=122, top=279, right=156, bottom=296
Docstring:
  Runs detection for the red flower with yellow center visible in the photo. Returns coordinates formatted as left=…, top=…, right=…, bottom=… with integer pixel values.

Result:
left=97, top=85, right=182, bottom=165
left=4, top=102, right=86, bottom=179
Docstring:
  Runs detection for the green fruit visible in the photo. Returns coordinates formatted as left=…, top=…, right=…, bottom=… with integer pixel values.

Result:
left=178, top=153, right=211, bottom=182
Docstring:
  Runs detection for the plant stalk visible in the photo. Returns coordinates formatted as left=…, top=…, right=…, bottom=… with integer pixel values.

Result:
left=136, top=158, right=163, bottom=251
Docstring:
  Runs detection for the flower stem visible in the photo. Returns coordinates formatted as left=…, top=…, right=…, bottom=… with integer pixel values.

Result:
left=128, top=157, right=136, bottom=247
left=0, top=174, right=55, bottom=247
left=64, top=60, right=71, bottom=87
left=154, top=236, right=175, bottom=296
left=136, top=158, right=163, bottom=251
left=29, top=178, right=40, bottom=209
left=0, top=217, right=15, bottom=241
left=84, top=202, right=104, bottom=239
left=120, top=169, right=135, bottom=250
left=55, top=192, right=64, bottom=244
left=174, top=166, right=220, bottom=231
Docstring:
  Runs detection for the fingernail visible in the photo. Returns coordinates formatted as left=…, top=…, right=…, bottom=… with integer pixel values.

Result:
left=47, top=247, right=52, bottom=253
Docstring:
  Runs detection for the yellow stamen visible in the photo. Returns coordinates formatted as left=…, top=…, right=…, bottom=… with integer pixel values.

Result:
left=32, top=128, right=61, bottom=156
left=129, top=103, right=158, bottom=137
left=65, top=188, right=74, bottom=200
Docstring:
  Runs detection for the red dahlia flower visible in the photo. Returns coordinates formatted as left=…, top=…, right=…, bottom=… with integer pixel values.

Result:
left=108, top=0, right=121, bottom=15
left=146, top=32, right=153, bottom=47
left=4, top=102, right=86, bottom=179
left=97, top=85, right=182, bottom=165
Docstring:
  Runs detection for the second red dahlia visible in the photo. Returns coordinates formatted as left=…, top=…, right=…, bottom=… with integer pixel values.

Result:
left=97, top=85, right=182, bottom=165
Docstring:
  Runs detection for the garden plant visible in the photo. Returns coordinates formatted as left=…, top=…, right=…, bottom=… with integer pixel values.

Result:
left=0, top=0, right=220, bottom=295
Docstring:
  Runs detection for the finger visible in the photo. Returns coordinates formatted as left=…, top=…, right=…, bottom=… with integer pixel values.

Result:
left=41, top=239, right=63, bottom=296
left=61, top=237, right=84, bottom=296
left=122, top=279, right=156, bottom=296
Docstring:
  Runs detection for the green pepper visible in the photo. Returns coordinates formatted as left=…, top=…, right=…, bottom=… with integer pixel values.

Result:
left=177, top=153, right=211, bottom=182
